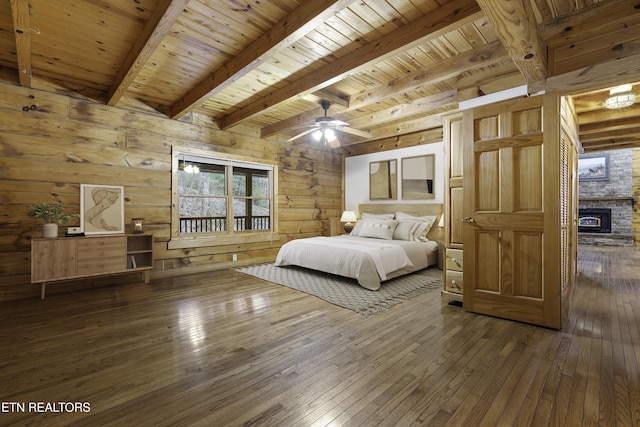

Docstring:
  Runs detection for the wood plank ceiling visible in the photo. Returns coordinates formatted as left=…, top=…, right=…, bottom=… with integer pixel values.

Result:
left=1, top=0, right=639, bottom=153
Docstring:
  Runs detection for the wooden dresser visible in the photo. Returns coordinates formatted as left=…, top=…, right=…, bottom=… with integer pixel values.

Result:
left=31, top=234, right=153, bottom=298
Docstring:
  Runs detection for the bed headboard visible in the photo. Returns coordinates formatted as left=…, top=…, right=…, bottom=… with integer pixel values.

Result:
left=357, top=203, right=443, bottom=241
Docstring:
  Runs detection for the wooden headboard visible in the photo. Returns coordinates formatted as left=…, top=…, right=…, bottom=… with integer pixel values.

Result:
left=357, top=203, right=443, bottom=241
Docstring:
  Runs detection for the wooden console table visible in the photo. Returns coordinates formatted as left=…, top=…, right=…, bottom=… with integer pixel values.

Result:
left=31, top=234, right=153, bottom=299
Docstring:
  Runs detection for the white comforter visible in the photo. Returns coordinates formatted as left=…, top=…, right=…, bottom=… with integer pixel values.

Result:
left=274, top=235, right=437, bottom=290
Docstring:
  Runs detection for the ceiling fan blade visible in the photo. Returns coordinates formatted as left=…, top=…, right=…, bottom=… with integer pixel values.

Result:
left=287, top=128, right=317, bottom=142
left=340, top=126, right=373, bottom=138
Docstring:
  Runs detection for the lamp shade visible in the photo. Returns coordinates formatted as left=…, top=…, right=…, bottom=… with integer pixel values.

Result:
left=340, top=211, right=357, bottom=223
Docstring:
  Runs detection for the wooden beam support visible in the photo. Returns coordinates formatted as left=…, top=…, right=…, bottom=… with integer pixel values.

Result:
left=457, top=62, right=526, bottom=101
left=107, top=0, right=190, bottom=106
left=543, top=0, right=640, bottom=43
left=579, top=126, right=640, bottom=144
left=529, top=51, right=640, bottom=95
left=577, top=102, right=640, bottom=125
left=347, top=90, right=457, bottom=129
left=476, top=0, right=547, bottom=84
left=169, top=0, right=354, bottom=119
left=579, top=116, right=640, bottom=135
left=261, top=40, right=506, bottom=138
left=362, top=113, right=448, bottom=143
left=220, top=0, right=482, bottom=130
left=10, top=0, right=31, bottom=88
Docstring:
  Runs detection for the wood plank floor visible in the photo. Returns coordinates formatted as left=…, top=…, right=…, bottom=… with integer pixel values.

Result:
left=1, top=244, right=639, bottom=426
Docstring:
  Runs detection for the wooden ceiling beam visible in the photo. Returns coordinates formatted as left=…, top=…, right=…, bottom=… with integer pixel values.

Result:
left=356, top=113, right=447, bottom=144
left=349, top=40, right=507, bottom=109
left=577, top=103, right=640, bottom=125
left=529, top=51, right=640, bottom=95
left=579, top=126, right=640, bottom=144
left=169, top=0, right=354, bottom=119
left=457, top=62, right=526, bottom=101
left=543, top=0, right=640, bottom=44
left=580, top=138, right=640, bottom=152
left=301, top=91, right=349, bottom=110
left=579, top=115, right=640, bottom=135
left=347, top=90, right=457, bottom=129
left=220, top=0, right=482, bottom=130
left=261, top=40, right=506, bottom=138
left=10, top=0, right=31, bottom=87
left=107, top=0, right=189, bottom=106
left=475, top=0, right=547, bottom=84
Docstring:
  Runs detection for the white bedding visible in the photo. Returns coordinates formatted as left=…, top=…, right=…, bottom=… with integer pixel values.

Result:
left=274, top=235, right=438, bottom=290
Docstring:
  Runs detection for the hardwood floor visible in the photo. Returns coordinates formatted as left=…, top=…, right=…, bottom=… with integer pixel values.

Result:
left=1, top=244, right=639, bottom=426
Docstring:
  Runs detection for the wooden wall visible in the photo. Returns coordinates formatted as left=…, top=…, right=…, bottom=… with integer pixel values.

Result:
left=0, top=81, right=344, bottom=301
left=633, top=148, right=640, bottom=245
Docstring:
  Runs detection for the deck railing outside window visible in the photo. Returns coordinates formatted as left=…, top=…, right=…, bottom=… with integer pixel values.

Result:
left=180, top=216, right=270, bottom=233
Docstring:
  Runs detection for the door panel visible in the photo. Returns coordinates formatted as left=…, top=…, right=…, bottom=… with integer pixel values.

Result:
left=463, top=94, right=561, bottom=329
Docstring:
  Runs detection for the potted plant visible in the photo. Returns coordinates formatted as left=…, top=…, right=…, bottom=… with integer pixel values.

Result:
left=28, top=201, right=78, bottom=238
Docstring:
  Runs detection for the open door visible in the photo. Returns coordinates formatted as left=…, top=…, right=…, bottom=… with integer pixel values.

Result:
left=462, top=94, right=563, bottom=329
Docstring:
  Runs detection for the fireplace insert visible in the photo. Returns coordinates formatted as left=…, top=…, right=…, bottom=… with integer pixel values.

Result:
left=578, top=208, right=611, bottom=233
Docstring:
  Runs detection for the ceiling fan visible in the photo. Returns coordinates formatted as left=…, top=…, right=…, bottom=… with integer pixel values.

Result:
left=287, top=100, right=372, bottom=148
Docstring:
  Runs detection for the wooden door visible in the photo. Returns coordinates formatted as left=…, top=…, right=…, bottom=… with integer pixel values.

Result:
left=463, top=94, right=562, bottom=329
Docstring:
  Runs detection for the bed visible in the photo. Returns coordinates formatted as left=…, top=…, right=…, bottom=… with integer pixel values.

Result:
left=274, top=204, right=442, bottom=290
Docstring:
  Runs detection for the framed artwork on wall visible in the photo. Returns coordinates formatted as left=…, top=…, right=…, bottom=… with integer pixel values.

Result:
left=80, top=184, right=125, bottom=234
left=401, top=154, right=435, bottom=200
left=369, top=159, right=397, bottom=199
left=578, top=155, right=609, bottom=181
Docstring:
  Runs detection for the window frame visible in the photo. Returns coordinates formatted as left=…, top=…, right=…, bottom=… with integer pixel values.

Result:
left=169, top=146, right=279, bottom=250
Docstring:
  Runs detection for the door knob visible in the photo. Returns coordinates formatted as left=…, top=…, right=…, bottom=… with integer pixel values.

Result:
left=463, top=216, right=474, bottom=224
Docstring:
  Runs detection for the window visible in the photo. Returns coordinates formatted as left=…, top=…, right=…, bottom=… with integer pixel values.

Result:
left=170, top=149, right=278, bottom=249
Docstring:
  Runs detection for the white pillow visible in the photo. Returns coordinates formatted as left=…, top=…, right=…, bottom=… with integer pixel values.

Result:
left=350, top=213, right=395, bottom=236
left=359, top=219, right=398, bottom=240
left=395, top=212, right=437, bottom=240
left=349, top=218, right=369, bottom=236
left=393, top=219, right=427, bottom=241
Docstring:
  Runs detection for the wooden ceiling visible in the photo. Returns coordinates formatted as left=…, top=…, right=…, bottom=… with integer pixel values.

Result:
left=2, top=0, right=640, bottom=153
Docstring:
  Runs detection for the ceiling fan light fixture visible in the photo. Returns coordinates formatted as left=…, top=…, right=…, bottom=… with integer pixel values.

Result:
left=605, top=84, right=635, bottom=109
left=312, top=130, right=323, bottom=141
left=324, top=128, right=336, bottom=142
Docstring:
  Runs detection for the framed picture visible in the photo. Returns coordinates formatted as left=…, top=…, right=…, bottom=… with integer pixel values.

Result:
left=80, top=184, right=125, bottom=234
left=401, top=154, right=435, bottom=200
left=578, top=155, right=609, bottom=181
left=369, top=159, right=397, bottom=199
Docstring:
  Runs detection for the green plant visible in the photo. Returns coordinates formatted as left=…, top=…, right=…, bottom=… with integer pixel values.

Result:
left=27, top=201, right=78, bottom=224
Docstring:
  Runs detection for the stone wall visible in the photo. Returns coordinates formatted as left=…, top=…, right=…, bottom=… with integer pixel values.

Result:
left=578, top=149, right=633, bottom=246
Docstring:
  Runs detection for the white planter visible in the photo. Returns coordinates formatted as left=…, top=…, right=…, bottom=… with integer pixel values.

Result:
left=42, top=223, right=59, bottom=238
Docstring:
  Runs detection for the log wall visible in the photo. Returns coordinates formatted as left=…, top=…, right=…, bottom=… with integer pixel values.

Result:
left=0, top=81, right=344, bottom=301
left=633, top=148, right=640, bottom=245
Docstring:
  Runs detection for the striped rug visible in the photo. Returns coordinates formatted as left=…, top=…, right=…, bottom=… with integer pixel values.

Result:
left=236, top=263, right=442, bottom=315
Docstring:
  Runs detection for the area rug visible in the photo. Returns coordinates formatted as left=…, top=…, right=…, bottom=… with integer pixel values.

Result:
left=236, top=263, right=443, bottom=315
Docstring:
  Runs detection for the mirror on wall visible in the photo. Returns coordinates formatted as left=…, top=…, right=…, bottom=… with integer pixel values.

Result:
left=401, top=154, right=435, bottom=200
left=369, top=159, right=397, bottom=200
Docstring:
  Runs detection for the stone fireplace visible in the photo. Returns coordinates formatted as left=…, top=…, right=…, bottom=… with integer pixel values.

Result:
left=578, top=149, right=634, bottom=246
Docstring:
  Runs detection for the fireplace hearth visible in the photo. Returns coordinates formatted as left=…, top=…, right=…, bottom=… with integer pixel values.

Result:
left=578, top=208, right=611, bottom=233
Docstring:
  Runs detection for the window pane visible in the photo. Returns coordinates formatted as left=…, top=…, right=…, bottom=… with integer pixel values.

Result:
left=179, top=197, right=226, bottom=217
left=179, top=197, right=227, bottom=233
left=232, top=198, right=270, bottom=231
left=179, top=164, right=225, bottom=196
left=252, top=199, right=270, bottom=216
left=233, top=198, right=247, bottom=216
left=252, top=172, right=269, bottom=197
left=232, top=174, right=246, bottom=196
